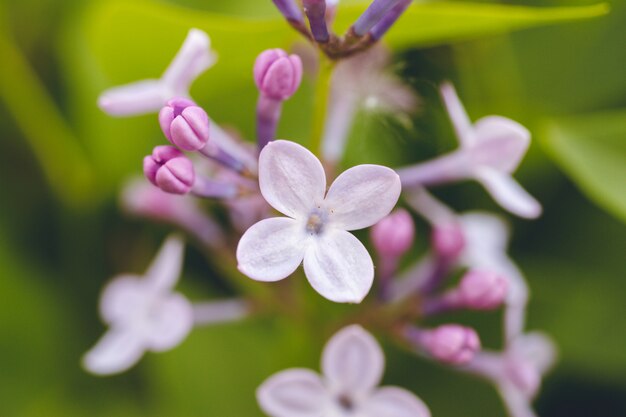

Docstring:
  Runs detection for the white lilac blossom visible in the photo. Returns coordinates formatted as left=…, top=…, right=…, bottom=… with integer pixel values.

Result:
left=397, top=82, right=542, bottom=219
left=257, top=325, right=431, bottom=417
left=464, top=332, right=557, bottom=417
left=98, top=29, right=216, bottom=116
left=236, top=140, right=401, bottom=303
left=83, top=235, right=193, bottom=375
left=322, top=45, right=418, bottom=164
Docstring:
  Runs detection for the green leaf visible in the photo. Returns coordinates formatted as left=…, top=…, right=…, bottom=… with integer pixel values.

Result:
left=541, top=109, right=626, bottom=224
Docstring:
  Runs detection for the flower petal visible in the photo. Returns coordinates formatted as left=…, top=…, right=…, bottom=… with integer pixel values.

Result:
left=474, top=168, right=542, bottom=219
left=303, top=230, right=374, bottom=303
left=472, top=116, right=530, bottom=173
left=440, top=82, right=474, bottom=147
left=142, top=293, right=194, bottom=352
left=145, top=234, right=185, bottom=291
left=257, top=368, right=329, bottom=417
left=258, top=140, right=326, bottom=219
left=237, top=217, right=308, bottom=282
left=511, top=332, right=557, bottom=375
left=82, top=328, right=145, bottom=376
left=360, top=386, right=431, bottom=417
left=162, top=29, right=216, bottom=92
left=321, top=325, right=383, bottom=396
left=99, top=275, right=147, bottom=325
left=98, top=80, right=167, bottom=116
left=324, top=165, right=401, bottom=231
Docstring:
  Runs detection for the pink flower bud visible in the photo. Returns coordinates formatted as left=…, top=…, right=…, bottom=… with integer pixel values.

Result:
left=159, top=98, right=210, bottom=151
left=431, top=223, right=465, bottom=259
left=459, top=270, right=508, bottom=310
left=143, top=146, right=195, bottom=194
left=424, top=324, right=480, bottom=365
left=371, top=209, right=415, bottom=258
left=506, top=359, right=541, bottom=398
left=253, top=49, right=303, bottom=100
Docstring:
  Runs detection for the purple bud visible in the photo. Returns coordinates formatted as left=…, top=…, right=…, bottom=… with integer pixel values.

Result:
left=506, top=359, right=541, bottom=398
left=432, top=223, right=465, bottom=259
left=159, top=98, right=210, bottom=151
left=254, top=49, right=303, bottom=100
left=424, top=324, right=481, bottom=365
left=143, top=146, right=195, bottom=194
left=371, top=209, right=415, bottom=258
left=459, top=270, right=508, bottom=310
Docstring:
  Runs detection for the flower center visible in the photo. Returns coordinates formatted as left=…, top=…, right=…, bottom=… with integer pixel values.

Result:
left=337, top=393, right=355, bottom=412
left=305, top=209, right=326, bottom=235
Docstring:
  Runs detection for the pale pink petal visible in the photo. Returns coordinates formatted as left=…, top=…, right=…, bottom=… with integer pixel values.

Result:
left=474, top=168, right=542, bottom=219
left=257, top=368, right=329, bottom=417
left=162, top=29, right=216, bottom=92
left=304, top=230, right=374, bottom=303
left=322, top=325, right=383, bottom=395
left=143, top=293, right=194, bottom=352
left=258, top=140, right=326, bottom=219
left=471, top=116, right=530, bottom=173
left=99, top=275, right=147, bottom=325
left=237, top=217, right=309, bottom=282
left=324, top=165, right=401, bottom=231
left=98, top=80, right=167, bottom=116
left=145, top=234, right=185, bottom=291
left=82, top=328, right=145, bottom=375
left=360, top=386, right=431, bottom=417
left=511, top=332, right=557, bottom=374
left=440, top=82, right=474, bottom=147
left=498, top=381, right=538, bottom=417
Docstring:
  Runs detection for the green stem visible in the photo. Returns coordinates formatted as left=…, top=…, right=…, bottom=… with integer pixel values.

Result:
left=309, top=55, right=335, bottom=157
left=0, top=28, right=95, bottom=209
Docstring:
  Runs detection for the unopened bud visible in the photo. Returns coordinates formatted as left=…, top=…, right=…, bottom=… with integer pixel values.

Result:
left=459, top=270, right=508, bottom=310
left=253, top=49, right=302, bottom=100
left=432, top=223, right=465, bottom=259
left=143, top=146, right=195, bottom=194
left=371, top=209, right=415, bottom=258
left=423, top=324, right=480, bottom=365
left=159, top=98, right=210, bottom=151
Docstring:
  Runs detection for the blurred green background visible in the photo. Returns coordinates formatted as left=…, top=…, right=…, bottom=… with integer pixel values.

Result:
left=0, top=0, right=625, bottom=416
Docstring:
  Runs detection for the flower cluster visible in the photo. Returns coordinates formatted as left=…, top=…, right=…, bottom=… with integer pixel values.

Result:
left=86, top=2, right=555, bottom=417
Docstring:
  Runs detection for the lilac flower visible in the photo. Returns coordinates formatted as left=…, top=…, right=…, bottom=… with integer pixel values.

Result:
left=397, top=83, right=541, bottom=219
left=465, top=332, right=557, bottom=417
left=98, top=29, right=216, bottom=116
left=405, top=324, right=481, bottom=365
left=82, top=235, right=193, bottom=375
left=236, top=140, right=401, bottom=303
left=257, top=325, right=431, bottom=417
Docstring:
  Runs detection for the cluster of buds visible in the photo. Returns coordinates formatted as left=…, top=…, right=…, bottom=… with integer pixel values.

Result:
left=274, top=0, right=412, bottom=59
left=88, top=3, right=556, bottom=415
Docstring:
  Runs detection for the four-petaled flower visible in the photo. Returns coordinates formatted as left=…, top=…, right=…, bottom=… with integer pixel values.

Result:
left=397, top=82, right=541, bottom=219
left=236, top=140, right=401, bottom=303
left=257, top=325, right=431, bottom=417
left=82, top=235, right=193, bottom=375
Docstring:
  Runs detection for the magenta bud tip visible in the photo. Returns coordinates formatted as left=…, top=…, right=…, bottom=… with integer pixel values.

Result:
left=459, top=270, right=508, bottom=310
left=371, top=208, right=415, bottom=258
left=144, top=145, right=195, bottom=194
left=432, top=224, right=465, bottom=259
left=424, top=324, right=480, bottom=365
left=159, top=98, right=210, bottom=151
left=253, top=49, right=303, bottom=100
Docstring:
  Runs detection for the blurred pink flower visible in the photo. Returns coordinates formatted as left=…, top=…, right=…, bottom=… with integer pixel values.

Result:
left=258, top=325, right=431, bottom=417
